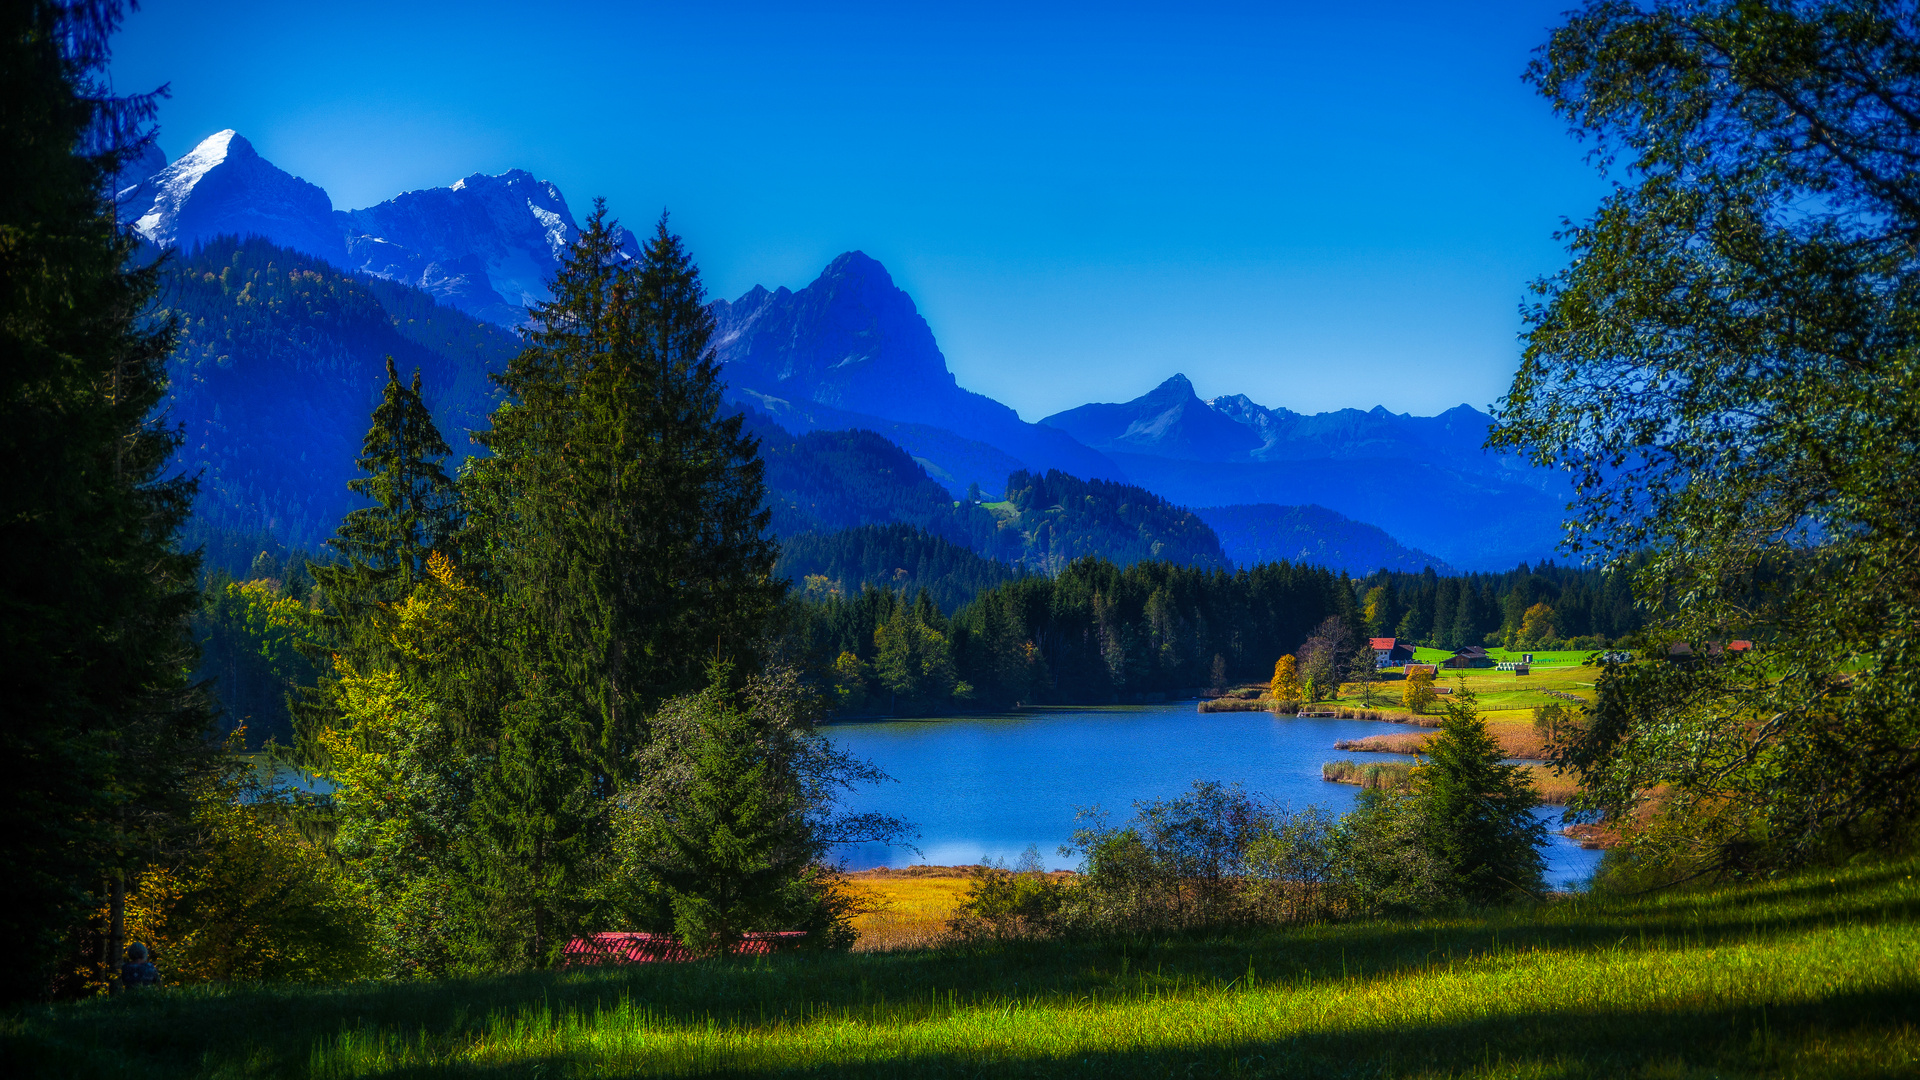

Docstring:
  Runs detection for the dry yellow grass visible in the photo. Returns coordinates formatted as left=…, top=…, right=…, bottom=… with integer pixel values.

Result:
left=1521, top=763, right=1579, bottom=805
left=842, top=867, right=977, bottom=951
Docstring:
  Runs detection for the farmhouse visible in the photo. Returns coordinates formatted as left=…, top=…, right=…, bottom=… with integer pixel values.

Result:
left=1666, top=640, right=1755, bottom=661
left=1370, top=637, right=1416, bottom=668
left=1443, top=646, right=1493, bottom=669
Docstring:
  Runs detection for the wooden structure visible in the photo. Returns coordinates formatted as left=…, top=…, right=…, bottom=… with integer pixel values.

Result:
left=1442, top=646, right=1492, bottom=669
left=561, top=931, right=806, bottom=965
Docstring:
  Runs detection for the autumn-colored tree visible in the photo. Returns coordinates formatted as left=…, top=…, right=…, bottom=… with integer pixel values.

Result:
left=1403, top=670, right=1437, bottom=714
left=1269, top=654, right=1304, bottom=703
left=1518, top=602, right=1556, bottom=649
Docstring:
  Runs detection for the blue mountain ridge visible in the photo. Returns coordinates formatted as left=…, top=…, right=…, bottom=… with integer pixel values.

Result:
left=118, top=132, right=1562, bottom=571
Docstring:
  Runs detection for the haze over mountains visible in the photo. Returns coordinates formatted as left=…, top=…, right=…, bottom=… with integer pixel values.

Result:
left=121, top=130, right=1566, bottom=574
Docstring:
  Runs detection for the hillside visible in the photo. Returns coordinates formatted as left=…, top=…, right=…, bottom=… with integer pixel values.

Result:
left=1000, top=469, right=1227, bottom=572
left=157, top=236, right=516, bottom=549
left=775, top=525, right=1020, bottom=612
left=1197, top=503, right=1452, bottom=574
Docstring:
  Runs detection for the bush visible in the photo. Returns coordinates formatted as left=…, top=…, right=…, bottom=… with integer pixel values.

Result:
left=946, top=847, right=1066, bottom=941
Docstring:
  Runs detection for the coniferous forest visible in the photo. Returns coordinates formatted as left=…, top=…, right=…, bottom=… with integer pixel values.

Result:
left=7, top=4, right=1920, bottom=1078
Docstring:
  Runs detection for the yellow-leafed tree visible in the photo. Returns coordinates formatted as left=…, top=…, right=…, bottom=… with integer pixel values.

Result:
left=1269, top=654, right=1304, bottom=703
left=1404, top=670, right=1437, bottom=714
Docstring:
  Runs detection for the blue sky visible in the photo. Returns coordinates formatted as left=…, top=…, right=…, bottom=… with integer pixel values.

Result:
left=110, top=1, right=1608, bottom=421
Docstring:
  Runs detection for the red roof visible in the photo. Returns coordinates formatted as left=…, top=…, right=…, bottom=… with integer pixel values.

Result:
left=561, top=931, right=805, bottom=965
left=1370, top=637, right=1397, bottom=650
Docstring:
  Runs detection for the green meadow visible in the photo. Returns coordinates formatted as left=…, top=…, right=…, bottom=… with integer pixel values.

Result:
left=9, top=855, right=1916, bottom=1079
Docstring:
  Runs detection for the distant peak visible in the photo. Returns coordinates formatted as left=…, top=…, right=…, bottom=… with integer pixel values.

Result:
left=823, top=250, right=894, bottom=283
left=1143, top=373, right=1199, bottom=402
left=179, top=129, right=250, bottom=167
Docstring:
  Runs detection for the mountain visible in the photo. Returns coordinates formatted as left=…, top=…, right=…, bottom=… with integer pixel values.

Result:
left=118, top=132, right=1567, bottom=570
left=118, top=131, right=345, bottom=264
left=1041, top=375, right=1567, bottom=569
left=158, top=236, right=517, bottom=549
left=712, top=253, right=1124, bottom=487
left=115, top=130, right=635, bottom=327
left=743, top=408, right=1015, bottom=558
left=339, top=170, right=639, bottom=326
left=1195, top=504, right=1453, bottom=575
left=1041, top=374, right=1263, bottom=461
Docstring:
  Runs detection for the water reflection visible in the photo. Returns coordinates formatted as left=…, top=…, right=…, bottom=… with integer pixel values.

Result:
left=823, top=702, right=1603, bottom=890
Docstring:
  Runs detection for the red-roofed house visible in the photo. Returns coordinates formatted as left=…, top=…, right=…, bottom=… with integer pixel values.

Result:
left=1370, top=637, right=1416, bottom=668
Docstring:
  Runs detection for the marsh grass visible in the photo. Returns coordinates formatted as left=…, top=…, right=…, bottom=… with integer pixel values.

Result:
left=1321, top=758, right=1416, bottom=790
left=843, top=868, right=975, bottom=951
left=13, top=855, right=1915, bottom=1078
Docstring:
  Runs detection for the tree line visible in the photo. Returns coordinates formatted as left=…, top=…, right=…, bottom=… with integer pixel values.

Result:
left=781, top=553, right=1643, bottom=715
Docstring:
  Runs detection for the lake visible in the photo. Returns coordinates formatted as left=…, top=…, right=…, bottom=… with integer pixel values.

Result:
left=822, top=701, right=1605, bottom=890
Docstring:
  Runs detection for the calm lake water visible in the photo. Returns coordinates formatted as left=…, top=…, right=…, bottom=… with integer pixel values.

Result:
left=823, top=702, right=1605, bottom=891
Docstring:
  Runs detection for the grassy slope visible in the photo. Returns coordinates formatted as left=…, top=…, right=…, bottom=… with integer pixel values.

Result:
left=8, top=857, right=1918, bottom=1078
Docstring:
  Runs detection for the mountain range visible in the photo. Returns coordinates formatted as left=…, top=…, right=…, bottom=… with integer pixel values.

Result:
left=119, top=130, right=1567, bottom=573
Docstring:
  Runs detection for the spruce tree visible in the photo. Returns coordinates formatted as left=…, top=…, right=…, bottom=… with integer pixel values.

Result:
left=297, top=360, right=456, bottom=755
left=457, top=205, right=781, bottom=966
left=0, top=0, right=210, bottom=1001
left=313, top=358, right=456, bottom=622
left=1414, top=687, right=1547, bottom=903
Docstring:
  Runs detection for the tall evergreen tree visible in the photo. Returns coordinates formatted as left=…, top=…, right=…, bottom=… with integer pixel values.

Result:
left=297, top=360, right=456, bottom=755
left=0, top=0, right=210, bottom=1002
left=1414, top=687, right=1546, bottom=903
left=456, top=205, right=782, bottom=966
left=313, top=359, right=456, bottom=621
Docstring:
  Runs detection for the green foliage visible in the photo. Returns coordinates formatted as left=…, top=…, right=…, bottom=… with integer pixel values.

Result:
left=119, top=754, right=376, bottom=986
left=192, top=574, right=323, bottom=747
left=775, top=523, right=1020, bottom=612
left=1494, top=0, right=1920, bottom=869
left=1002, top=469, right=1227, bottom=572
left=623, top=677, right=841, bottom=954
left=947, top=847, right=1065, bottom=941
left=0, top=0, right=213, bottom=1003
left=873, top=593, right=969, bottom=710
left=1413, top=687, right=1548, bottom=904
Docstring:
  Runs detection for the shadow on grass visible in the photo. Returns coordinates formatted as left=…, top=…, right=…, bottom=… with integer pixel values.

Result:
left=9, top=862, right=1916, bottom=1079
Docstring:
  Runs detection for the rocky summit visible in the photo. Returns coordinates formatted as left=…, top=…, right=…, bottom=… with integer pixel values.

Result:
left=114, top=131, right=635, bottom=326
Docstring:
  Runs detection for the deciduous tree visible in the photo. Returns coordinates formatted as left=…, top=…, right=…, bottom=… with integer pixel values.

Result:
left=1494, top=0, right=1920, bottom=868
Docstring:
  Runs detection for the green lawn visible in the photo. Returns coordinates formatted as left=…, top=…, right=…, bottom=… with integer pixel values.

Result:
left=9, top=856, right=1917, bottom=1078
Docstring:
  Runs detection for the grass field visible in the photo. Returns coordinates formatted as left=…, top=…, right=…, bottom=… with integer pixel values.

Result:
left=843, top=867, right=976, bottom=952
left=9, top=855, right=1917, bottom=1078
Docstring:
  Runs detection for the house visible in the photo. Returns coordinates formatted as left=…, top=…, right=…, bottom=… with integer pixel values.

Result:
left=1666, top=640, right=1756, bottom=662
left=1370, top=637, right=1416, bottom=668
left=1403, top=663, right=1438, bottom=677
left=1442, top=646, right=1492, bottom=669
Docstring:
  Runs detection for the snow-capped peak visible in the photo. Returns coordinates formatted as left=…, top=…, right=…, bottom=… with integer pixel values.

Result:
left=116, top=129, right=341, bottom=261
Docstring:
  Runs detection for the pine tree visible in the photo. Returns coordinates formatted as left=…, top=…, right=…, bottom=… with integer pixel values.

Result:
left=0, top=0, right=210, bottom=1002
left=1413, top=687, right=1546, bottom=903
left=469, top=205, right=780, bottom=763
left=456, top=205, right=782, bottom=965
left=297, top=360, right=456, bottom=754
left=314, top=358, right=455, bottom=621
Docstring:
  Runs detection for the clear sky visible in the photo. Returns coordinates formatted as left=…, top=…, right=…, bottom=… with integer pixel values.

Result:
left=109, top=1, right=1609, bottom=422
